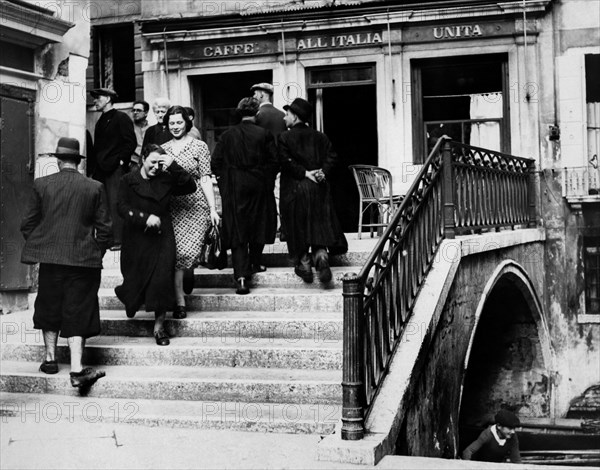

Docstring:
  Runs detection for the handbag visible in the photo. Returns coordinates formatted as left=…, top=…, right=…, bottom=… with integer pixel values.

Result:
left=199, top=223, right=227, bottom=270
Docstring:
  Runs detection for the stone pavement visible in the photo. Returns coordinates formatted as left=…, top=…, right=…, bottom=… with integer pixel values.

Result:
left=0, top=414, right=586, bottom=470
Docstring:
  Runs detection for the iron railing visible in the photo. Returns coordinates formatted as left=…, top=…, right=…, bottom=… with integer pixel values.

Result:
left=341, top=138, right=536, bottom=440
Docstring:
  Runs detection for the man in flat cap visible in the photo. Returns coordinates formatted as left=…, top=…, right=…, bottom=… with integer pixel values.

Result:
left=278, top=97, right=347, bottom=285
left=89, top=87, right=137, bottom=250
left=21, top=136, right=112, bottom=388
left=251, top=82, right=287, bottom=138
left=462, top=409, right=522, bottom=463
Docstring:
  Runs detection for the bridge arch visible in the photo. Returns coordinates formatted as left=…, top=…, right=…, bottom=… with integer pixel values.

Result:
left=458, top=260, right=555, bottom=447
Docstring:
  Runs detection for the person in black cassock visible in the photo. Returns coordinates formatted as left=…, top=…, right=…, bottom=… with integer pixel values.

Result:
left=211, top=97, right=279, bottom=295
left=115, top=144, right=196, bottom=346
left=278, top=98, right=348, bottom=285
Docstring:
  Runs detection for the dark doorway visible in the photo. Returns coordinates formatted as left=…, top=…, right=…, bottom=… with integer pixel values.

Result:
left=308, top=71, right=378, bottom=232
left=191, top=70, right=272, bottom=152
left=0, top=85, right=35, bottom=291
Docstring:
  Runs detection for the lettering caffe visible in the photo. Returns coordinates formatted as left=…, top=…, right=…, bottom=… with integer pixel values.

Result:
left=297, top=32, right=383, bottom=50
left=433, top=24, right=483, bottom=39
left=203, top=43, right=255, bottom=57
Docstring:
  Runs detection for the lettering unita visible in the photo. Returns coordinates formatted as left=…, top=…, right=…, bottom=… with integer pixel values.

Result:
left=297, top=32, right=383, bottom=50
left=433, top=25, right=483, bottom=39
left=203, top=43, right=255, bottom=57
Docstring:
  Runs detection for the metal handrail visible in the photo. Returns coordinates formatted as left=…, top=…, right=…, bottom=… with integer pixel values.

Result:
left=341, top=137, right=536, bottom=440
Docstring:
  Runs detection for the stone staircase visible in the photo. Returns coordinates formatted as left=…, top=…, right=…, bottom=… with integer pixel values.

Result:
left=0, top=237, right=375, bottom=434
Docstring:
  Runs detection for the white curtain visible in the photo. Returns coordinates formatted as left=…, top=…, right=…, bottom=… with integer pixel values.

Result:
left=588, top=102, right=600, bottom=189
left=469, top=93, right=502, bottom=151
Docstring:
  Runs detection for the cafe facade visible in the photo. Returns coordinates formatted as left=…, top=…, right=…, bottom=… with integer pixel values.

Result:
left=131, top=0, right=551, bottom=230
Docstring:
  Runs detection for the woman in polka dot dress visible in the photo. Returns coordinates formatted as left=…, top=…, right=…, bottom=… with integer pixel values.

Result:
left=163, top=106, right=220, bottom=318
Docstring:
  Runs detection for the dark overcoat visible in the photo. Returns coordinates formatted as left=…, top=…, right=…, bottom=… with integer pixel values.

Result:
left=255, top=103, right=287, bottom=139
left=89, top=108, right=137, bottom=179
left=115, top=162, right=196, bottom=313
left=211, top=121, right=278, bottom=249
left=278, top=123, right=348, bottom=259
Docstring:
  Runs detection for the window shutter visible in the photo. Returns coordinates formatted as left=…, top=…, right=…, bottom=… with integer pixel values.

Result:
left=557, top=54, right=586, bottom=167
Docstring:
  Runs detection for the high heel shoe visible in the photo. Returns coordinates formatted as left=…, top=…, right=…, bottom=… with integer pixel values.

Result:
left=173, top=305, right=187, bottom=319
left=154, top=329, right=170, bottom=346
left=235, top=277, right=250, bottom=295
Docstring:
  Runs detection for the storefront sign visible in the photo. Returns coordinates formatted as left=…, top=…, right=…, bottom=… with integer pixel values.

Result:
left=176, top=40, right=277, bottom=61
left=296, top=31, right=383, bottom=51
left=404, top=21, right=515, bottom=43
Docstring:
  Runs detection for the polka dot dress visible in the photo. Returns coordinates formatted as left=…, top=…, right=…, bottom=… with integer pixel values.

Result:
left=164, top=138, right=212, bottom=270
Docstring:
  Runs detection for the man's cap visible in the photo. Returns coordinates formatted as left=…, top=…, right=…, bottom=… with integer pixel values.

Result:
left=283, top=98, right=312, bottom=123
left=90, top=88, right=118, bottom=99
left=495, top=409, right=520, bottom=428
left=49, top=137, right=85, bottom=159
left=250, top=82, right=274, bottom=94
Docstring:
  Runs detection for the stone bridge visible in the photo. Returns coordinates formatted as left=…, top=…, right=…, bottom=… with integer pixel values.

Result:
left=318, top=228, right=551, bottom=465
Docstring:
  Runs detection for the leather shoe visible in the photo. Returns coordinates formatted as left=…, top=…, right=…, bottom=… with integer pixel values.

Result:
left=182, top=268, right=194, bottom=295
left=236, top=277, right=250, bottom=295
left=70, top=368, right=106, bottom=388
left=294, top=265, right=313, bottom=283
left=173, top=305, right=187, bottom=319
left=154, top=329, right=170, bottom=346
left=314, top=251, right=332, bottom=283
left=39, top=360, right=58, bottom=375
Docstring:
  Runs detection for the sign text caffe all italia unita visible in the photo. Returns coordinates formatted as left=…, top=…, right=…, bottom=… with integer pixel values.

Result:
left=174, top=31, right=385, bottom=61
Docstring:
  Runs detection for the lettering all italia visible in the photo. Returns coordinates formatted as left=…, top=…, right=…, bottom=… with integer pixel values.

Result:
left=297, top=32, right=383, bottom=50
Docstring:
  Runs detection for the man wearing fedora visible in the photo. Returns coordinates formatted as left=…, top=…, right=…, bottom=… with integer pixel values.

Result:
left=21, top=137, right=112, bottom=388
left=89, top=87, right=137, bottom=250
left=278, top=97, right=348, bottom=285
left=462, top=409, right=522, bottom=463
left=251, top=82, right=287, bottom=138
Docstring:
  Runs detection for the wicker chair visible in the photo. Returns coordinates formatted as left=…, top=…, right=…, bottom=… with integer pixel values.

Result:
left=349, top=164, right=402, bottom=238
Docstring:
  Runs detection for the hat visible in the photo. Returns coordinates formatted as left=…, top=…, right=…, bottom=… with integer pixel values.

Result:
left=50, top=137, right=85, bottom=159
left=250, top=82, right=274, bottom=94
left=283, top=98, right=312, bottom=123
left=495, top=409, right=520, bottom=428
left=237, top=97, right=260, bottom=117
left=90, top=88, right=118, bottom=100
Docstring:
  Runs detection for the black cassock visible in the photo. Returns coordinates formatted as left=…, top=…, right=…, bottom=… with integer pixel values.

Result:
left=211, top=121, right=278, bottom=250
left=278, top=123, right=348, bottom=260
left=115, top=162, right=196, bottom=313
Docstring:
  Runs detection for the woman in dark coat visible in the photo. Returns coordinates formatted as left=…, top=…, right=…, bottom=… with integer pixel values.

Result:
left=115, top=144, right=196, bottom=345
left=278, top=98, right=348, bottom=285
left=211, top=97, right=279, bottom=295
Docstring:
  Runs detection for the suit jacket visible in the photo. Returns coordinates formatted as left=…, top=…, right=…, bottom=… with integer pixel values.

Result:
left=21, top=168, right=113, bottom=268
left=90, top=108, right=137, bottom=177
left=255, top=103, right=287, bottom=138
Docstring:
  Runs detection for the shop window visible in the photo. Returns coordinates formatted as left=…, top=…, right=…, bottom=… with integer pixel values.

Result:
left=411, top=53, right=509, bottom=163
left=0, top=41, right=34, bottom=73
left=93, top=25, right=135, bottom=102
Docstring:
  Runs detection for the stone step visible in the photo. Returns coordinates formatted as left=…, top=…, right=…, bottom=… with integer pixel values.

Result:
left=99, top=310, right=343, bottom=340
left=2, top=336, right=342, bottom=369
left=100, top=266, right=359, bottom=290
left=101, top=235, right=378, bottom=271
left=0, top=361, right=342, bottom=404
left=0, top=391, right=340, bottom=434
left=97, top=287, right=343, bottom=312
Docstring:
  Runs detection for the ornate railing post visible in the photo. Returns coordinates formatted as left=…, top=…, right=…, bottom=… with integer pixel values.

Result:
left=341, top=273, right=364, bottom=440
left=442, top=140, right=456, bottom=239
left=528, top=160, right=537, bottom=227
